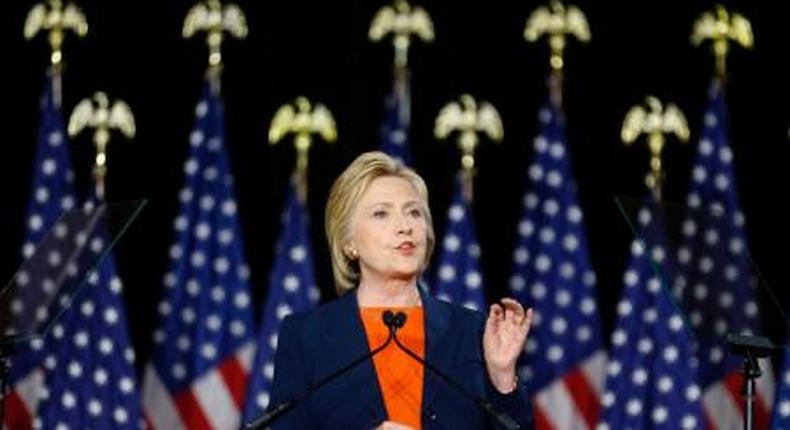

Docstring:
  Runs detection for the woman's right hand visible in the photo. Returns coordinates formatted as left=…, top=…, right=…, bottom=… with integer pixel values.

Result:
left=374, top=421, right=416, bottom=430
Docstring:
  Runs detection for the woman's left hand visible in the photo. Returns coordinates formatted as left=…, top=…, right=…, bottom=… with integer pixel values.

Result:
left=483, top=298, right=533, bottom=393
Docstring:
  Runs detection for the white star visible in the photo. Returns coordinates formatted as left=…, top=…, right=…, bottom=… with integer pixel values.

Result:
left=612, top=329, right=626, bottom=346
left=179, top=188, right=193, bottom=203
left=519, top=220, right=535, bottom=237
left=465, top=272, right=482, bottom=289
left=94, top=368, right=109, bottom=385
left=534, top=136, right=548, bottom=152
left=523, top=193, right=539, bottom=209
left=444, top=234, right=460, bottom=252
left=555, top=288, right=571, bottom=306
left=290, top=246, right=306, bottom=262
left=61, top=391, right=76, bottom=409
left=631, top=368, right=647, bottom=385
left=547, top=345, right=563, bottom=362
left=200, top=195, right=216, bottom=211
left=513, top=247, right=529, bottom=265
left=277, top=304, right=293, bottom=320
left=99, top=338, right=114, bottom=355
left=184, top=158, right=199, bottom=175
left=626, top=399, right=642, bottom=416
left=68, top=361, right=83, bottom=378
left=531, top=282, right=547, bottom=300
left=546, top=170, right=562, bottom=188
left=528, top=164, right=544, bottom=181
left=448, top=204, right=465, bottom=222
left=284, top=275, right=300, bottom=292
left=535, top=254, right=551, bottom=273
left=233, top=291, right=250, bottom=309
left=439, top=265, right=456, bottom=282
left=543, top=199, right=559, bottom=216
left=551, top=318, right=567, bottom=335
left=190, top=129, right=205, bottom=145
left=539, top=227, right=556, bottom=244
left=658, top=376, right=673, bottom=393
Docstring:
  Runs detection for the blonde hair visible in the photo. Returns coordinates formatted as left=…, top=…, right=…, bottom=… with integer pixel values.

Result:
left=325, top=151, right=435, bottom=295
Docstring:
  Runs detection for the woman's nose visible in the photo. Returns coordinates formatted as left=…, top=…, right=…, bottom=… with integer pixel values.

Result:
left=396, top=215, right=413, bottom=234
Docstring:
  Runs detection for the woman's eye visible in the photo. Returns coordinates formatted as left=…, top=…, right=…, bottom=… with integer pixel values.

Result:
left=373, top=210, right=387, bottom=218
left=409, top=209, right=422, bottom=218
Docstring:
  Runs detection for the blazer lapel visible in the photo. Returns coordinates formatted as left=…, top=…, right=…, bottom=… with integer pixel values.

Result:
left=420, top=289, right=456, bottom=414
left=320, top=290, right=387, bottom=425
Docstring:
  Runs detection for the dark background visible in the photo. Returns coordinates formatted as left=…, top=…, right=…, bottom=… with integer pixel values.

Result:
left=2, top=0, right=789, bottom=373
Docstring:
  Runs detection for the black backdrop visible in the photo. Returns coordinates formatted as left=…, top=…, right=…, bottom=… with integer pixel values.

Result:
left=3, top=0, right=789, bottom=372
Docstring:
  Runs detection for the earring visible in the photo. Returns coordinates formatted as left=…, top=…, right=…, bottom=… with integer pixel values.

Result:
left=346, top=246, right=358, bottom=260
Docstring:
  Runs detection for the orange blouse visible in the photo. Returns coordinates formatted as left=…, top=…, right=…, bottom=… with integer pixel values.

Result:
left=360, top=307, right=425, bottom=429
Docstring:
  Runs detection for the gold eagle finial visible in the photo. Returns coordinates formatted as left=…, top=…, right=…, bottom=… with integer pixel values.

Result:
left=524, top=0, right=590, bottom=73
left=434, top=94, right=502, bottom=201
left=691, top=5, right=753, bottom=79
left=183, top=0, right=248, bottom=70
left=269, top=97, right=337, bottom=201
left=24, top=0, right=88, bottom=66
left=68, top=92, right=135, bottom=200
left=621, top=96, right=689, bottom=200
left=369, top=0, right=434, bottom=69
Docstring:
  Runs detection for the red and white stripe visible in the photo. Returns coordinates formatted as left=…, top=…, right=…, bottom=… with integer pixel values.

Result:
left=533, top=350, right=606, bottom=430
left=2, top=369, right=44, bottom=430
left=143, top=342, right=255, bottom=430
left=703, top=358, right=775, bottom=430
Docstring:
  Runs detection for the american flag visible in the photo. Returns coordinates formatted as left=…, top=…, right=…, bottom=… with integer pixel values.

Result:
left=241, top=179, right=320, bottom=424
left=141, top=79, right=256, bottom=430
left=431, top=175, right=485, bottom=311
left=673, top=80, right=774, bottom=429
left=508, top=99, right=605, bottom=429
left=598, top=200, right=705, bottom=430
left=3, top=72, right=75, bottom=429
left=4, top=72, right=144, bottom=429
left=378, top=71, right=412, bottom=165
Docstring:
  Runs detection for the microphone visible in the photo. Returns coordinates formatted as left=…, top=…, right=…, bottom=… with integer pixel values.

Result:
left=386, top=311, right=520, bottom=430
left=242, top=311, right=401, bottom=430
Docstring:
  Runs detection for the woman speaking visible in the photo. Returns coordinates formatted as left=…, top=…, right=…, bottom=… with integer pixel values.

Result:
left=268, top=151, right=533, bottom=429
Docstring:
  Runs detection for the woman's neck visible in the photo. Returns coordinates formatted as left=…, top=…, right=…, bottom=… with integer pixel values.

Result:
left=357, top=278, right=421, bottom=308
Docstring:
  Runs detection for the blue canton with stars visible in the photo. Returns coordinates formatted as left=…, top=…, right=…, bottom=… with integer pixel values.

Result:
left=599, top=200, right=705, bottom=430
left=431, top=175, right=485, bottom=311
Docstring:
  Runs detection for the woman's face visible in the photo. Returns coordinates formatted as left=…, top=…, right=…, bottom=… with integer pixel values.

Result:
left=349, top=175, right=429, bottom=285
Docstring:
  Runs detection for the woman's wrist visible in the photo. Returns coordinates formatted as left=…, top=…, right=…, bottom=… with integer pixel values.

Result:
left=487, top=365, right=519, bottom=394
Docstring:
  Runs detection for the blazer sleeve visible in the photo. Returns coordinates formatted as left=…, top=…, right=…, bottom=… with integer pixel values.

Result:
left=267, top=314, right=312, bottom=429
left=485, top=377, right=532, bottom=429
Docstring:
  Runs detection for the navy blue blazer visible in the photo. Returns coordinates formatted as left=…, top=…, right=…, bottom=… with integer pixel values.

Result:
left=268, top=288, right=533, bottom=429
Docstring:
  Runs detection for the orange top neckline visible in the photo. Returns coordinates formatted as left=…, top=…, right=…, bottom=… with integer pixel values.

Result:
left=360, top=307, right=425, bottom=429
